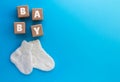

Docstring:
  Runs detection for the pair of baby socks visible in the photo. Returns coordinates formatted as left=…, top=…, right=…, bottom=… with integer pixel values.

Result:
left=10, top=40, right=55, bottom=75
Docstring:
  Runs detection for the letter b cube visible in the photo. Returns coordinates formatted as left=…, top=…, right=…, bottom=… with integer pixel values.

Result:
left=17, top=5, right=30, bottom=18
left=14, top=22, right=26, bottom=34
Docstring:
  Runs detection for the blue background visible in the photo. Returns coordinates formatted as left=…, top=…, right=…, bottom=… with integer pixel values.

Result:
left=1, top=0, right=120, bottom=82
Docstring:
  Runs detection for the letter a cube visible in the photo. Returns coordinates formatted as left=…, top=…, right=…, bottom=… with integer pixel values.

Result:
left=32, top=8, right=43, bottom=21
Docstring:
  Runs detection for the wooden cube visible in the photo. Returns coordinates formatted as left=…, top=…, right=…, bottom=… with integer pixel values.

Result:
left=17, top=5, right=30, bottom=18
left=14, top=22, right=26, bottom=34
left=31, top=24, right=43, bottom=37
left=32, top=8, right=43, bottom=21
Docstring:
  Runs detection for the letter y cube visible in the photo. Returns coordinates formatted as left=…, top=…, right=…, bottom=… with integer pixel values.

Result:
left=31, top=24, right=43, bottom=37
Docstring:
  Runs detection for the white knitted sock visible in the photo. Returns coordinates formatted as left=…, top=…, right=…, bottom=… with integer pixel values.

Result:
left=10, top=40, right=33, bottom=75
left=29, top=40, right=55, bottom=71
